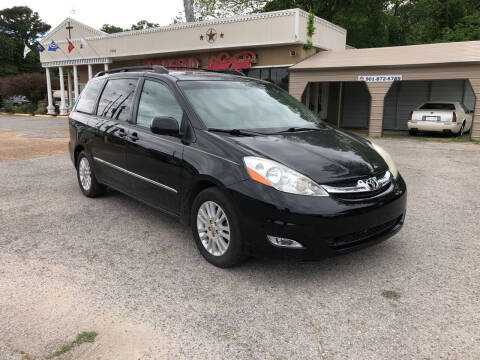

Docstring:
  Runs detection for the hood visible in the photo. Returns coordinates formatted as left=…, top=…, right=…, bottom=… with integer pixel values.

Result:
left=226, top=128, right=388, bottom=184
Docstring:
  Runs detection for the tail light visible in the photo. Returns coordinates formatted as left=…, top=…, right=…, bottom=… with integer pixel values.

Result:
left=452, top=112, right=457, bottom=122
left=409, top=111, right=413, bottom=121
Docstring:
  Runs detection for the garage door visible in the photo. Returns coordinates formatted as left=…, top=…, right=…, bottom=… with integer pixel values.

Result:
left=383, top=80, right=473, bottom=131
left=341, top=82, right=370, bottom=128
left=384, top=81, right=430, bottom=130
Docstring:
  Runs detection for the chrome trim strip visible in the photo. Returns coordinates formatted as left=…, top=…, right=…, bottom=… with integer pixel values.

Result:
left=322, top=171, right=391, bottom=194
left=93, top=157, right=178, bottom=194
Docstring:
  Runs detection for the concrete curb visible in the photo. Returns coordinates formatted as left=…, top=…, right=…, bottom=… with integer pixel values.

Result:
left=0, top=112, right=68, bottom=118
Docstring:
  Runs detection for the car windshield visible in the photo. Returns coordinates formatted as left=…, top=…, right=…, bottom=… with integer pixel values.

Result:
left=419, top=103, right=456, bottom=110
left=179, top=80, right=323, bottom=131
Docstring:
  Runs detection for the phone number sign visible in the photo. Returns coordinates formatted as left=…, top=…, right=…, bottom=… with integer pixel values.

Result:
left=358, top=75, right=402, bottom=82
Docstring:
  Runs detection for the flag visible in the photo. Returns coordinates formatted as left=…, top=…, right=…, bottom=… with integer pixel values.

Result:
left=67, top=39, right=75, bottom=53
left=48, top=40, right=59, bottom=51
left=35, top=41, right=45, bottom=52
left=80, top=38, right=88, bottom=50
left=23, top=44, right=31, bottom=58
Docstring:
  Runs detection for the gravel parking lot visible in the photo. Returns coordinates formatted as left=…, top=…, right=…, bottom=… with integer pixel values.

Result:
left=0, top=115, right=479, bottom=359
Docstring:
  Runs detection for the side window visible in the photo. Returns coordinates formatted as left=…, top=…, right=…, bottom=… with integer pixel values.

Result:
left=75, top=79, right=103, bottom=114
left=96, top=78, right=138, bottom=121
left=136, top=80, right=183, bottom=129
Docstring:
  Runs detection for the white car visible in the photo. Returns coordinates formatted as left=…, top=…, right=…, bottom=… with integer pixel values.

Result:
left=407, top=101, right=473, bottom=136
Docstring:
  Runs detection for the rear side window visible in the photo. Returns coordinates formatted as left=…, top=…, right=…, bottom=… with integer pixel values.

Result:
left=136, top=80, right=183, bottom=128
left=419, top=103, right=455, bottom=110
left=75, top=80, right=103, bottom=114
left=97, top=78, right=138, bottom=121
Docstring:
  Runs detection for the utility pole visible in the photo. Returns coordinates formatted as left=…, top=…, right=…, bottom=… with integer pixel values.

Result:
left=184, top=0, right=195, bottom=22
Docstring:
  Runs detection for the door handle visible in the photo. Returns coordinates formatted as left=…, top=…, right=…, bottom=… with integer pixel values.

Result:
left=115, top=127, right=126, bottom=137
left=128, top=132, right=139, bottom=141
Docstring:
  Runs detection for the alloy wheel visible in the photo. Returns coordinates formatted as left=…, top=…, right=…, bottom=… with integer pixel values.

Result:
left=197, top=201, right=231, bottom=256
left=79, top=157, right=92, bottom=191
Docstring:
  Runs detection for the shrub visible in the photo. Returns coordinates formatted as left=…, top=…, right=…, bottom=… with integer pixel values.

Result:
left=2, top=102, right=14, bottom=112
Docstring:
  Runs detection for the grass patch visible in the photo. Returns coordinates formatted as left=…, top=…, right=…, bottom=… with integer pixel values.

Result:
left=416, top=134, right=480, bottom=144
left=47, top=331, right=98, bottom=359
left=449, top=134, right=480, bottom=144
left=12, top=349, right=33, bottom=360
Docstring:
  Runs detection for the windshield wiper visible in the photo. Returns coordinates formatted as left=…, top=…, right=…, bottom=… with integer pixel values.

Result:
left=207, top=128, right=266, bottom=136
left=280, top=127, right=323, bottom=133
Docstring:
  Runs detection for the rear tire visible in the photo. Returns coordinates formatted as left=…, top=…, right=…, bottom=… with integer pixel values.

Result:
left=409, top=129, right=418, bottom=136
left=76, top=151, right=106, bottom=198
left=457, top=122, right=466, bottom=136
left=191, top=187, right=247, bottom=268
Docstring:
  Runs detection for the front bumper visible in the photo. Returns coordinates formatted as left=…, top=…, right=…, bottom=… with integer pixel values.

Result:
left=227, top=175, right=407, bottom=260
left=408, top=121, right=461, bottom=133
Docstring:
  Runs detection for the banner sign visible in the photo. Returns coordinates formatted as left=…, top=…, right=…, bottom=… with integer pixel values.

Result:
left=142, top=50, right=256, bottom=71
left=207, top=51, right=256, bottom=71
left=358, top=75, right=402, bottom=82
left=143, top=57, right=199, bottom=69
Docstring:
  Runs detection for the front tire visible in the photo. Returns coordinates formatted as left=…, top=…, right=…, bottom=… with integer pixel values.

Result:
left=76, top=151, right=106, bottom=198
left=191, top=187, right=247, bottom=268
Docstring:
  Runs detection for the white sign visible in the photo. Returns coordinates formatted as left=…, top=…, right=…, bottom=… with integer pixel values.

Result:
left=358, top=75, right=402, bottom=82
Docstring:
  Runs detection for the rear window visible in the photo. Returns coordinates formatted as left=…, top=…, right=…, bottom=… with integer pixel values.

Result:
left=75, top=79, right=104, bottom=114
left=96, top=78, right=138, bottom=121
left=419, top=103, right=455, bottom=110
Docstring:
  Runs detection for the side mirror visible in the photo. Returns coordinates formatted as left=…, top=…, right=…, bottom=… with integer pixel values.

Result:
left=150, top=116, right=179, bottom=136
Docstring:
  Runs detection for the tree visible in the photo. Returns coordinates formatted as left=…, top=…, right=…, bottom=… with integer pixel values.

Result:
left=130, top=20, right=160, bottom=30
left=100, top=24, right=125, bottom=34
left=0, top=73, right=58, bottom=103
left=194, top=0, right=268, bottom=19
left=264, top=0, right=391, bottom=48
left=0, top=6, right=50, bottom=43
left=0, top=6, right=51, bottom=75
left=184, top=0, right=195, bottom=22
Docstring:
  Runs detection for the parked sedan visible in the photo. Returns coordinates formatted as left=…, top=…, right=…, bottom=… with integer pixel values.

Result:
left=407, top=101, right=473, bottom=136
left=69, top=66, right=407, bottom=267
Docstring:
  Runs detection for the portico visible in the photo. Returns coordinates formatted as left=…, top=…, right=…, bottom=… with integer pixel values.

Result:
left=39, top=11, right=347, bottom=115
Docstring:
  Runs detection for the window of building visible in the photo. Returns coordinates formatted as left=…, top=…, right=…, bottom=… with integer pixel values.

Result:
left=244, top=67, right=289, bottom=91
left=136, top=80, right=183, bottom=129
left=96, top=78, right=138, bottom=121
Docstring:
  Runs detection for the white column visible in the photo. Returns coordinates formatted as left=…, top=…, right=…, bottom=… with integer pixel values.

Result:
left=45, top=68, right=56, bottom=115
left=58, top=66, right=67, bottom=115
left=104, top=63, right=109, bottom=71
left=88, top=64, right=93, bottom=80
left=67, top=70, right=73, bottom=110
left=73, top=65, right=79, bottom=102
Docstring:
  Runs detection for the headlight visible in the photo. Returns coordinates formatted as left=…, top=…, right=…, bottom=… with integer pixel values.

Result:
left=243, top=157, right=329, bottom=196
left=370, top=142, right=399, bottom=179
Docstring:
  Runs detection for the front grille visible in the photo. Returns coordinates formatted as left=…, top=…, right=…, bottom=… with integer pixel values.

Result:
left=327, top=216, right=402, bottom=249
left=333, top=184, right=392, bottom=199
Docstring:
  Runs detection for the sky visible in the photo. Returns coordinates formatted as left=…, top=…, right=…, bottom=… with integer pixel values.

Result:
left=2, top=0, right=185, bottom=31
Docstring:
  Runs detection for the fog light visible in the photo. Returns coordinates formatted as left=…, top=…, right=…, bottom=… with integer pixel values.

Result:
left=267, top=235, right=304, bottom=249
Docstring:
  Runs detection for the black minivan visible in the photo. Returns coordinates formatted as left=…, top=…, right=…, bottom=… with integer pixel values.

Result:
left=69, top=66, right=407, bottom=267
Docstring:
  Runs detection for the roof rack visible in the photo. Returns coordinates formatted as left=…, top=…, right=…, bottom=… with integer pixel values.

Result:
left=94, top=65, right=246, bottom=78
left=95, top=65, right=169, bottom=77
left=164, top=66, right=246, bottom=76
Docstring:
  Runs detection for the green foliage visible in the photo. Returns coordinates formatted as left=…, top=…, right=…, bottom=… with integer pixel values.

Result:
left=303, top=12, right=315, bottom=50
left=0, top=6, right=50, bottom=75
left=100, top=24, right=125, bottom=34
left=194, top=0, right=268, bottom=19
left=263, top=0, right=480, bottom=48
left=100, top=20, right=160, bottom=34
left=130, top=20, right=160, bottom=30
left=48, top=331, right=98, bottom=358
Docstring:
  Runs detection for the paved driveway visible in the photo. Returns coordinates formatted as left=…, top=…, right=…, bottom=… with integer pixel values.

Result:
left=0, top=116, right=479, bottom=359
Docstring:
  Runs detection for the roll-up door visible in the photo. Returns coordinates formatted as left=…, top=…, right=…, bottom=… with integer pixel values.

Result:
left=341, top=82, right=370, bottom=128
left=383, top=81, right=430, bottom=130
left=430, top=80, right=464, bottom=102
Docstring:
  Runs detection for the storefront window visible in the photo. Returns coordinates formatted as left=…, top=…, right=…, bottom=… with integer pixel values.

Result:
left=244, top=67, right=289, bottom=91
